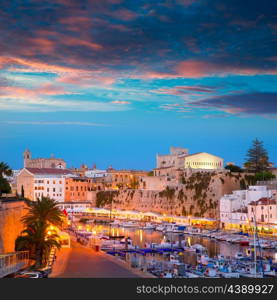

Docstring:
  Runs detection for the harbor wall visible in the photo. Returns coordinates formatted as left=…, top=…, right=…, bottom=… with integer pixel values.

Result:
left=0, top=200, right=27, bottom=253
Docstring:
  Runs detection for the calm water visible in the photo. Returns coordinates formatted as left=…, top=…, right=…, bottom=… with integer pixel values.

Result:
left=81, top=224, right=277, bottom=264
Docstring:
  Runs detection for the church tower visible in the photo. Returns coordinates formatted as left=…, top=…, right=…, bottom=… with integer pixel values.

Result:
left=23, top=149, right=31, bottom=168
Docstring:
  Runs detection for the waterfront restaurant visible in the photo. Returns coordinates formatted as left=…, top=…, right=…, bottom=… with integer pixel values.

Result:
left=71, top=207, right=218, bottom=228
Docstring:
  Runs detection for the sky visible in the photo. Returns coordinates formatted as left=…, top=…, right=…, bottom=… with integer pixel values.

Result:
left=0, top=0, right=276, bottom=170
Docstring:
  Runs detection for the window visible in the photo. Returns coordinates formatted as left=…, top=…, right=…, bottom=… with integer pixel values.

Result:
left=59, top=181, right=62, bottom=184
left=53, top=181, right=56, bottom=184
left=47, top=181, right=49, bottom=184
left=53, top=188, right=56, bottom=192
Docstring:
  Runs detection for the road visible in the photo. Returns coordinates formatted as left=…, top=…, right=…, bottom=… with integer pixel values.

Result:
left=50, top=241, right=140, bottom=278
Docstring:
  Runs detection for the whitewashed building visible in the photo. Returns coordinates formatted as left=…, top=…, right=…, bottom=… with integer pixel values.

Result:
left=220, top=186, right=275, bottom=229
left=16, top=168, right=73, bottom=202
left=155, top=146, right=224, bottom=173
left=248, top=198, right=277, bottom=225
left=84, top=169, right=108, bottom=178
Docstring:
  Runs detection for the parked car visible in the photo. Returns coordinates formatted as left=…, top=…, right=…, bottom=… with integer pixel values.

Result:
left=15, top=272, right=42, bottom=278
left=36, top=267, right=52, bottom=278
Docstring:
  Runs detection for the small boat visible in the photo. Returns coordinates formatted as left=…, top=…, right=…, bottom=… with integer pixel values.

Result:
left=234, top=252, right=246, bottom=260
left=185, top=271, right=200, bottom=278
left=219, top=271, right=240, bottom=278
left=191, top=244, right=207, bottom=252
left=263, top=263, right=276, bottom=277
left=156, top=225, right=166, bottom=231
left=197, top=254, right=211, bottom=265
left=204, top=268, right=220, bottom=278
left=143, top=222, right=156, bottom=230
left=121, top=221, right=139, bottom=228
left=239, top=240, right=250, bottom=246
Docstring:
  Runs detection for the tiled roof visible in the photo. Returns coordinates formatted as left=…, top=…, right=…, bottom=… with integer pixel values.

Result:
left=249, top=197, right=277, bottom=206
left=25, top=168, right=72, bottom=175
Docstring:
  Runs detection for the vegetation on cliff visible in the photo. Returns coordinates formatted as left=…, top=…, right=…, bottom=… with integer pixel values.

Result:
left=96, top=190, right=119, bottom=207
left=0, top=162, right=12, bottom=196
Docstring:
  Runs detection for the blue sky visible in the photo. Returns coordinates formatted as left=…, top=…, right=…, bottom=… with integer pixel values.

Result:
left=0, top=0, right=276, bottom=170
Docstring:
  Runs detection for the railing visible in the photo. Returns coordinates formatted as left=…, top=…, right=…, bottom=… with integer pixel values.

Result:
left=0, top=251, right=29, bottom=278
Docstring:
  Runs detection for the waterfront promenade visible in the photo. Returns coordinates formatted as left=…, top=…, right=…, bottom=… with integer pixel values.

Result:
left=50, top=241, right=141, bottom=278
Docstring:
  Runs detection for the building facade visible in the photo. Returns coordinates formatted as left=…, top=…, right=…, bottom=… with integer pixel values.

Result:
left=16, top=168, right=72, bottom=201
left=220, top=186, right=276, bottom=229
left=65, top=177, right=94, bottom=202
left=156, top=147, right=224, bottom=171
left=23, top=149, right=66, bottom=169
left=248, top=198, right=277, bottom=225
left=156, top=147, right=188, bottom=169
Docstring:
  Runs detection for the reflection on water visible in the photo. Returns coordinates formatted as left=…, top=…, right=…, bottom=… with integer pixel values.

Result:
left=82, top=224, right=277, bottom=264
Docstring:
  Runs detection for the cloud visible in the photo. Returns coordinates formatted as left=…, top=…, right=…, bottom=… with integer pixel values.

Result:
left=1, top=121, right=107, bottom=127
left=0, top=0, right=276, bottom=114
left=175, top=60, right=277, bottom=78
left=0, top=94, right=130, bottom=112
left=187, top=92, right=277, bottom=115
left=111, top=100, right=131, bottom=104
left=152, top=85, right=218, bottom=95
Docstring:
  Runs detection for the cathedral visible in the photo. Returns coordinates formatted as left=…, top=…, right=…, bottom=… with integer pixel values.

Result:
left=23, top=149, right=66, bottom=169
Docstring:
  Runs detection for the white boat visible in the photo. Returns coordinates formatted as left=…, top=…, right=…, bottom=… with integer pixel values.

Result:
left=121, top=221, right=139, bottom=228
left=234, top=252, right=246, bottom=260
left=204, top=268, right=220, bottom=278
left=110, top=219, right=121, bottom=226
left=156, top=225, right=166, bottom=231
left=143, top=222, right=156, bottom=230
left=183, top=246, right=197, bottom=252
left=185, top=271, right=200, bottom=278
left=164, top=224, right=184, bottom=233
left=197, top=254, right=211, bottom=265
left=263, top=263, right=276, bottom=277
left=191, top=244, right=207, bottom=252
left=219, top=271, right=240, bottom=278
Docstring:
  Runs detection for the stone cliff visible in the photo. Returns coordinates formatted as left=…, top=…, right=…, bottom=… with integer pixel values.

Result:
left=96, top=172, right=248, bottom=218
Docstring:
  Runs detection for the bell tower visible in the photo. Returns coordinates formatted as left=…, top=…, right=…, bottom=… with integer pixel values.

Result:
left=23, top=148, right=31, bottom=168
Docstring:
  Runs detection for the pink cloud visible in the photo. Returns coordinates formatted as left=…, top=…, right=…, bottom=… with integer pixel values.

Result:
left=0, top=84, right=75, bottom=99
left=152, top=85, right=216, bottom=96
left=57, top=73, right=116, bottom=86
left=111, top=100, right=131, bottom=104
left=176, top=60, right=277, bottom=77
left=61, top=36, right=103, bottom=50
left=1, top=56, right=85, bottom=74
left=114, top=9, right=138, bottom=21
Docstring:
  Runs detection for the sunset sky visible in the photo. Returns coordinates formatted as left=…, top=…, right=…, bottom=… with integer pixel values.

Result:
left=0, top=0, right=276, bottom=170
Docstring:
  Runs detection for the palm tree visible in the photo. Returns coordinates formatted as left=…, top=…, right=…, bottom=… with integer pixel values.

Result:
left=15, top=221, right=61, bottom=268
left=0, top=162, right=12, bottom=178
left=0, top=162, right=12, bottom=196
left=16, top=197, right=64, bottom=268
left=22, top=197, right=64, bottom=227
